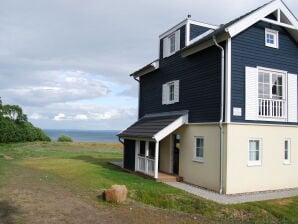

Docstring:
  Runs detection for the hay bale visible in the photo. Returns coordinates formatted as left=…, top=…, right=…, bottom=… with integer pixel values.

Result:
left=104, top=185, right=127, bottom=203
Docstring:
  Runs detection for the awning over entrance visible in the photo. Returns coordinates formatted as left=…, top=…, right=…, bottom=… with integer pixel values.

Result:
left=118, top=111, right=188, bottom=142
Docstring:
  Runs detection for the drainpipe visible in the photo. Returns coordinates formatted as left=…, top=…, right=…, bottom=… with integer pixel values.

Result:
left=212, top=36, right=225, bottom=195
left=133, top=76, right=140, bottom=119
left=118, top=137, right=124, bottom=144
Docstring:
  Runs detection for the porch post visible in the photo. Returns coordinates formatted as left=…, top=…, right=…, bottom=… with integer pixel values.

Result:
left=154, top=141, right=159, bottom=178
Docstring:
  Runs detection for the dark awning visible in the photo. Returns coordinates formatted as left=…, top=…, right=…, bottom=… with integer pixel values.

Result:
left=118, top=111, right=188, bottom=141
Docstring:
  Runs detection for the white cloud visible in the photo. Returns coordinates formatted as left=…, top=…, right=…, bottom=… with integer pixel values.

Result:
left=74, top=114, right=88, bottom=121
left=0, top=0, right=296, bottom=130
left=28, top=113, right=48, bottom=120
left=53, top=113, right=68, bottom=121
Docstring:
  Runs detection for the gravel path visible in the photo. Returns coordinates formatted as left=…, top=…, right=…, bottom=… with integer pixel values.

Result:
left=165, top=182, right=298, bottom=204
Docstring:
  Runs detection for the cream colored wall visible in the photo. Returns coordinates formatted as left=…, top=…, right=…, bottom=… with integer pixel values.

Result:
left=159, top=135, right=172, bottom=173
left=226, top=124, right=298, bottom=194
left=176, top=124, right=221, bottom=192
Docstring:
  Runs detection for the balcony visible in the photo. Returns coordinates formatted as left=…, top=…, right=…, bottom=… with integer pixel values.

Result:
left=258, top=98, right=286, bottom=118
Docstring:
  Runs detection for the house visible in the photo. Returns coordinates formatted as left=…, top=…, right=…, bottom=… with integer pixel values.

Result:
left=118, top=0, right=298, bottom=194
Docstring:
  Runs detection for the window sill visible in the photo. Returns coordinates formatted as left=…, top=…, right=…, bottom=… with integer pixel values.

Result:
left=283, top=161, right=291, bottom=165
left=193, top=158, right=204, bottom=163
left=247, top=161, right=262, bottom=167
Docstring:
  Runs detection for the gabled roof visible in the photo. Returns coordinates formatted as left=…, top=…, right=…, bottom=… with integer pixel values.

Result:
left=118, top=111, right=188, bottom=141
left=182, top=0, right=298, bottom=56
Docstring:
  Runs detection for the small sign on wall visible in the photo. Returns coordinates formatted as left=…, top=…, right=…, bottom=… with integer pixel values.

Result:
left=233, top=107, right=242, bottom=116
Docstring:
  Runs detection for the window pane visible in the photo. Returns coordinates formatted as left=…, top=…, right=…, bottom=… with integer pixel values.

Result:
left=170, top=35, right=175, bottom=53
left=196, top=138, right=204, bottom=158
left=140, top=141, right=146, bottom=156
left=169, top=84, right=174, bottom=101
left=263, top=73, right=270, bottom=83
left=249, top=140, right=260, bottom=161
left=148, top=142, right=155, bottom=158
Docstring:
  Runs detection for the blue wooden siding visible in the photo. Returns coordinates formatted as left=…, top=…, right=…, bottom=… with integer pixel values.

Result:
left=180, top=25, right=186, bottom=48
left=140, top=46, right=222, bottom=123
left=231, top=21, right=298, bottom=124
left=190, top=24, right=209, bottom=40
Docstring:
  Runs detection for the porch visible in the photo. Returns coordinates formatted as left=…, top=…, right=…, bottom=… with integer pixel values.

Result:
left=118, top=111, right=188, bottom=180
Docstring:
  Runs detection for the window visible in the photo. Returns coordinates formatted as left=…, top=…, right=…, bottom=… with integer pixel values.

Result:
left=265, top=28, right=279, bottom=48
left=139, top=141, right=146, bottom=156
left=284, top=139, right=291, bottom=164
left=258, top=69, right=285, bottom=118
left=148, top=142, right=155, bottom=158
left=169, top=34, right=176, bottom=53
left=162, top=30, right=180, bottom=58
left=162, top=80, right=179, bottom=105
left=194, top=137, right=204, bottom=162
left=248, top=139, right=261, bottom=166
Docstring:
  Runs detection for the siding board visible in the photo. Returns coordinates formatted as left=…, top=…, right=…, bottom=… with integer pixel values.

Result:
left=231, top=21, right=298, bottom=124
left=140, top=45, right=222, bottom=123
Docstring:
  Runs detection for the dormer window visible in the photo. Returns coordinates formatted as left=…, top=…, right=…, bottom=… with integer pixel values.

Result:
left=163, top=30, right=180, bottom=58
left=265, top=28, right=279, bottom=48
left=169, top=34, right=176, bottom=53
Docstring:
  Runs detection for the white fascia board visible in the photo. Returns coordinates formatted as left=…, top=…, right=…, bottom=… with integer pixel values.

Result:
left=188, top=19, right=219, bottom=30
left=153, top=114, right=188, bottom=142
left=132, top=60, right=159, bottom=77
left=226, top=0, right=298, bottom=38
left=159, top=19, right=188, bottom=39
left=182, top=32, right=229, bottom=57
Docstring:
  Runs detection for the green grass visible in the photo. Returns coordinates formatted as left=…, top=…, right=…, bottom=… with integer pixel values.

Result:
left=0, top=142, right=297, bottom=223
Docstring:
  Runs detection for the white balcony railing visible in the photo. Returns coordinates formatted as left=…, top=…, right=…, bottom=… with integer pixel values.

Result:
left=258, top=98, right=285, bottom=118
left=137, top=155, right=155, bottom=177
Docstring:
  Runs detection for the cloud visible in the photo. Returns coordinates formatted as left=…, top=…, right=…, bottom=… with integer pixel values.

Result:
left=0, top=0, right=296, bottom=130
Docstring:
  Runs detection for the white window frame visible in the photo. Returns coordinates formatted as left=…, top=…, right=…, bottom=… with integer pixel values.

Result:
left=265, top=28, right=279, bottom=49
left=257, top=67, right=287, bottom=121
left=193, top=137, right=204, bottom=163
left=283, top=138, right=291, bottom=165
left=162, top=80, right=179, bottom=105
left=163, top=30, right=180, bottom=58
left=248, top=138, right=262, bottom=166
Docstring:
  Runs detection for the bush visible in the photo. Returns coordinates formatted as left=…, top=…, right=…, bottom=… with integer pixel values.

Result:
left=57, top=135, right=73, bottom=142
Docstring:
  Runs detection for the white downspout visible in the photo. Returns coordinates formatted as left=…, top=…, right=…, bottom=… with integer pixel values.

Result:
left=212, top=36, right=225, bottom=194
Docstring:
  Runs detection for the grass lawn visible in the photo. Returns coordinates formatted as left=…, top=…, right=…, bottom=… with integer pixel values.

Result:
left=0, top=142, right=297, bottom=224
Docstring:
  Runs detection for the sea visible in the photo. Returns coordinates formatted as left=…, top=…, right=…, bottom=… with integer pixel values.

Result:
left=43, top=129, right=121, bottom=143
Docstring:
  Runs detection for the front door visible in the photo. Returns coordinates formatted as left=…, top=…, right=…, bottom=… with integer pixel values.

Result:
left=173, top=134, right=180, bottom=175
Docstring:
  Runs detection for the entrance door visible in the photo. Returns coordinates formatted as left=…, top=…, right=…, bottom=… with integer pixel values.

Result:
left=172, top=134, right=180, bottom=175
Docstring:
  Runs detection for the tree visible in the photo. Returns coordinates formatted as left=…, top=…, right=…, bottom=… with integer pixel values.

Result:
left=0, top=97, right=50, bottom=143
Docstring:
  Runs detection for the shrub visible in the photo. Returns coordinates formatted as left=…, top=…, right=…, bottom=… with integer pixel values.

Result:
left=57, top=135, right=73, bottom=142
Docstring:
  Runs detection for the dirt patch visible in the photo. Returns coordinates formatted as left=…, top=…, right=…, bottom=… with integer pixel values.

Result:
left=0, top=154, right=13, bottom=160
left=0, top=164, right=209, bottom=224
left=272, top=198, right=294, bottom=206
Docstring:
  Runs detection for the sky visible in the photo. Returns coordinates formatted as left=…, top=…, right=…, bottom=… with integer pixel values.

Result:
left=0, top=0, right=297, bottom=130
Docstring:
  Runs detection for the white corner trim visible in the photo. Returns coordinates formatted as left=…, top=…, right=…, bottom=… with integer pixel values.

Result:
left=225, top=38, right=232, bottom=123
left=226, top=0, right=298, bottom=38
left=153, top=114, right=188, bottom=142
left=186, top=20, right=190, bottom=46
